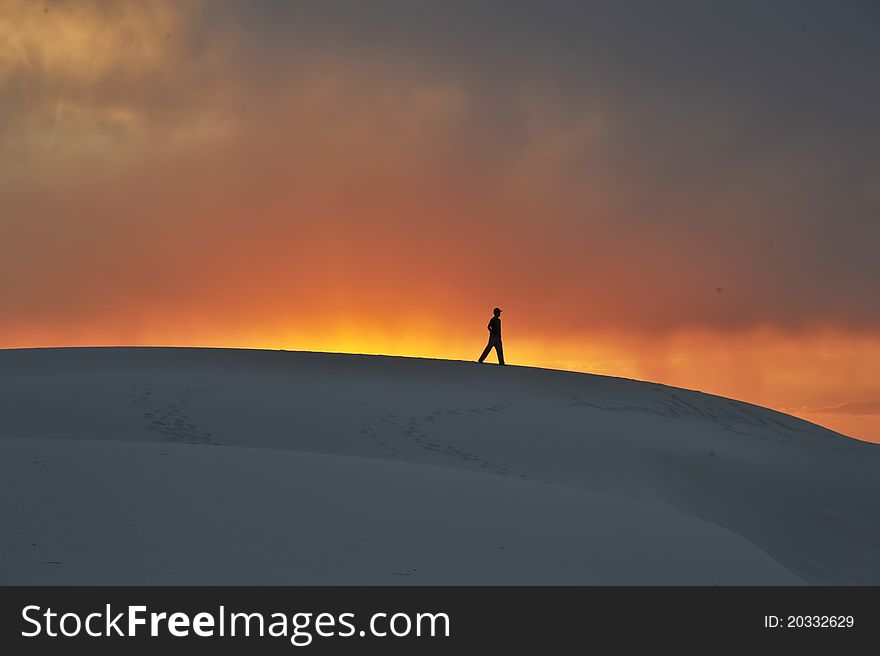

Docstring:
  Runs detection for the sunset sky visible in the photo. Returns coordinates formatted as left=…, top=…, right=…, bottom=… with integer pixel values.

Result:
left=2, top=1, right=879, bottom=442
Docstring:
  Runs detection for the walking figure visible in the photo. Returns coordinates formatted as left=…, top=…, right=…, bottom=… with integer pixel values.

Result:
left=478, top=307, right=505, bottom=365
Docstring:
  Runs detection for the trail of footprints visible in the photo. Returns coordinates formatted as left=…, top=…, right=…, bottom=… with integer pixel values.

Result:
left=564, top=389, right=786, bottom=435
left=563, top=387, right=851, bottom=452
left=129, top=377, right=222, bottom=445
left=358, top=394, right=533, bottom=481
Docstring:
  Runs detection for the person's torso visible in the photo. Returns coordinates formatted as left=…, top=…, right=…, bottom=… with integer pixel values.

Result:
left=489, top=316, right=501, bottom=338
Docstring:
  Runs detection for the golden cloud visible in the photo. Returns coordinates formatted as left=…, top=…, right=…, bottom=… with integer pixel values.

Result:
left=0, top=0, right=189, bottom=83
left=0, top=0, right=234, bottom=179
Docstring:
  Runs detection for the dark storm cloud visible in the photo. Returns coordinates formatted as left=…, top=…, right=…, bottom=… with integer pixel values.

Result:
left=206, top=0, right=880, bottom=331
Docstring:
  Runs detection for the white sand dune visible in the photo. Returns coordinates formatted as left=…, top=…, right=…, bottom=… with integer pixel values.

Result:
left=1, top=347, right=877, bottom=585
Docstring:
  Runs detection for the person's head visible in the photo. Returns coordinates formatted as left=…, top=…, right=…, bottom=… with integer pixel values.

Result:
left=493, top=307, right=502, bottom=317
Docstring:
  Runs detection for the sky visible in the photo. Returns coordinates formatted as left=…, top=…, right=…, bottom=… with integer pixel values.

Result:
left=2, top=0, right=879, bottom=442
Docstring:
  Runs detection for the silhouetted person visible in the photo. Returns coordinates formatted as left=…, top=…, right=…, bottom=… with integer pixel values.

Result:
left=478, top=307, right=505, bottom=365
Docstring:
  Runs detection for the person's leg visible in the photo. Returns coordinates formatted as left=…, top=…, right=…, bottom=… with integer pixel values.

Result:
left=478, top=338, right=493, bottom=363
left=495, top=339, right=505, bottom=365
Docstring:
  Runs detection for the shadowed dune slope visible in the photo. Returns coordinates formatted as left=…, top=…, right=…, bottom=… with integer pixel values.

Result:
left=1, top=347, right=877, bottom=584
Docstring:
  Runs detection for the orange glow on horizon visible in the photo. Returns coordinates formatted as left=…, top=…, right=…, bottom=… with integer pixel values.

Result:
left=3, top=323, right=879, bottom=445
